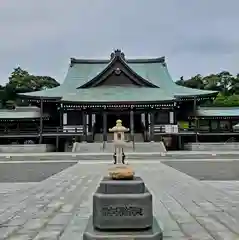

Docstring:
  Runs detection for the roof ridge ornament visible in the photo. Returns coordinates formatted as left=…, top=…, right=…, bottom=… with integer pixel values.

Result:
left=111, top=49, right=125, bottom=60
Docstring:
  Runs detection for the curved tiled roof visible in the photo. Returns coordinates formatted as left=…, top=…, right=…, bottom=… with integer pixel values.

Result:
left=61, top=86, right=174, bottom=103
left=21, top=50, right=217, bottom=102
left=196, top=107, right=239, bottom=117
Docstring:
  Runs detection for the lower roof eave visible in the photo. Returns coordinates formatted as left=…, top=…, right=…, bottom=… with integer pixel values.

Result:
left=176, top=92, right=218, bottom=100
left=19, top=95, right=62, bottom=101
left=61, top=99, right=176, bottom=105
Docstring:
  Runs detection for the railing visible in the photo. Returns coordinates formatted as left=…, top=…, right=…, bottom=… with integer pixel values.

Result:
left=0, top=126, right=85, bottom=135
left=179, top=127, right=237, bottom=133
left=154, top=124, right=179, bottom=134
left=225, top=137, right=236, bottom=143
left=0, top=125, right=239, bottom=136
left=0, top=128, right=39, bottom=135
left=153, top=124, right=239, bottom=134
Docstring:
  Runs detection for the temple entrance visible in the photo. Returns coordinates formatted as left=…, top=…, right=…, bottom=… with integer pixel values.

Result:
left=107, top=112, right=130, bottom=131
left=94, top=111, right=143, bottom=134
left=134, top=113, right=142, bottom=133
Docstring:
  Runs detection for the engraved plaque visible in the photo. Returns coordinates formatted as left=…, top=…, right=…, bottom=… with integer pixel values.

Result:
left=101, top=205, right=144, bottom=217
left=93, top=189, right=152, bottom=230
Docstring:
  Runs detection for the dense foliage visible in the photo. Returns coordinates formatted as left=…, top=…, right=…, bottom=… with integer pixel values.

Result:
left=0, top=67, right=60, bottom=108
left=176, top=71, right=239, bottom=107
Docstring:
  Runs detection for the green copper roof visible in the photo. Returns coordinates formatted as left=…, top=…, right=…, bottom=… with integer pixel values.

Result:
left=61, top=86, right=174, bottom=103
left=21, top=51, right=217, bottom=102
left=129, top=62, right=216, bottom=97
left=197, top=107, right=239, bottom=117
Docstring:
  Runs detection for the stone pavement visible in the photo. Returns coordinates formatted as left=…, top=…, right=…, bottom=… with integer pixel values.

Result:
left=204, top=181, right=239, bottom=197
left=0, top=183, right=37, bottom=203
left=0, top=162, right=239, bottom=239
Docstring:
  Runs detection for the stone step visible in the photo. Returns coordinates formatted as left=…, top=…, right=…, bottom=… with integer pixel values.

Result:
left=72, top=142, right=166, bottom=153
left=94, top=133, right=144, bottom=142
left=94, top=134, right=104, bottom=142
left=0, top=144, right=54, bottom=153
left=186, top=142, right=239, bottom=151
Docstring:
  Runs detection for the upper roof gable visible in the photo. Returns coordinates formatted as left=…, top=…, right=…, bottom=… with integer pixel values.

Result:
left=78, top=50, right=158, bottom=88
left=66, top=50, right=168, bottom=89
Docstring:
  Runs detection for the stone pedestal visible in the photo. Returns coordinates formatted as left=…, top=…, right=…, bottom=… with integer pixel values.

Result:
left=83, top=177, right=163, bottom=239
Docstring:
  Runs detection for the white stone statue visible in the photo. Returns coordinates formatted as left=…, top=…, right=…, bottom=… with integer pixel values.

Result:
left=109, top=119, right=129, bottom=164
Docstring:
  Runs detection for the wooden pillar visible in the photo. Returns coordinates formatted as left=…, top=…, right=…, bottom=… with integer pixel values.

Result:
left=150, top=111, right=155, bottom=142
left=39, top=98, right=43, bottom=144
left=17, top=122, right=20, bottom=133
left=178, top=135, right=182, bottom=150
left=88, top=113, right=92, bottom=132
left=144, top=112, right=149, bottom=141
left=56, top=134, right=59, bottom=152
left=229, top=119, right=233, bottom=132
left=82, top=111, right=87, bottom=142
left=130, top=109, right=134, bottom=141
left=59, top=104, right=63, bottom=128
left=209, top=119, right=212, bottom=132
left=63, top=112, right=67, bottom=126
left=103, top=111, right=107, bottom=142
left=217, top=120, right=220, bottom=131
left=169, top=111, right=175, bottom=124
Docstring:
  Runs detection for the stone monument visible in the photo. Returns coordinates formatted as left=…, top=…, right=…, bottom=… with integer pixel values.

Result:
left=83, top=120, right=163, bottom=239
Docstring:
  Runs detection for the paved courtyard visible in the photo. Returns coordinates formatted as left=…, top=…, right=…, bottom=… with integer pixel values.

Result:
left=203, top=181, right=239, bottom=197
left=0, top=162, right=239, bottom=239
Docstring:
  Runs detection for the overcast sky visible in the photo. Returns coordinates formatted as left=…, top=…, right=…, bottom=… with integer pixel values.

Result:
left=0, top=0, right=239, bottom=84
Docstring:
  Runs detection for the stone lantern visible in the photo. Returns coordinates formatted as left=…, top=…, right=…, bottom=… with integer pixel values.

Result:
left=109, top=119, right=129, bottom=164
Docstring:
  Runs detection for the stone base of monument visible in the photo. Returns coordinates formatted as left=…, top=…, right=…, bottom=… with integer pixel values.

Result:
left=83, top=216, right=163, bottom=240
left=83, top=176, right=163, bottom=240
left=98, top=176, right=145, bottom=194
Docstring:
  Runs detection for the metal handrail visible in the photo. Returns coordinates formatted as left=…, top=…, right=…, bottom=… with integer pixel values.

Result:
left=225, top=137, right=236, bottom=143
left=132, top=134, right=135, bottom=151
left=140, top=121, right=148, bottom=141
left=91, top=123, right=96, bottom=140
left=102, top=141, right=106, bottom=151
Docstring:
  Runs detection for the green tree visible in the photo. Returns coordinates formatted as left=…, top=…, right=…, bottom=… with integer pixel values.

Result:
left=176, top=71, right=239, bottom=107
left=1, top=67, right=60, bottom=107
left=216, top=71, right=233, bottom=96
left=176, top=74, right=204, bottom=89
left=202, top=74, right=221, bottom=91
left=7, top=67, right=59, bottom=93
left=213, top=93, right=227, bottom=106
left=230, top=74, right=239, bottom=95
left=225, top=94, right=239, bottom=106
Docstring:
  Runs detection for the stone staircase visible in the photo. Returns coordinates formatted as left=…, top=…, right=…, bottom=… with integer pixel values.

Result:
left=185, top=142, right=239, bottom=151
left=133, top=133, right=144, bottom=142
left=0, top=144, right=54, bottom=153
left=94, top=133, right=144, bottom=142
left=94, top=134, right=104, bottom=142
left=72, top=142, right=166, bottom=153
